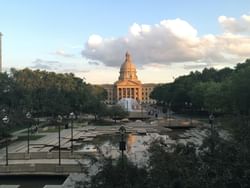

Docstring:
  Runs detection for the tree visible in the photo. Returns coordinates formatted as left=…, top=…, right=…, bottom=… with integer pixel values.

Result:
left=189, top=82, right=206, bottom=111
left=230, top=66, right=250, bottom=115
left=203, top=81, right=222, bottom=113
left=85, top=85, right=107, bottom=120
left=80, top=157, right=148, bottom=188
left=9, top=68, right=102, bottom=116
left=0, top=68, right=109, bottom=131
left=108, top=105, right=128, bottom=123
left=148, top=140, right=200, bottom=188
left=151, top=58, right=250, bottom=115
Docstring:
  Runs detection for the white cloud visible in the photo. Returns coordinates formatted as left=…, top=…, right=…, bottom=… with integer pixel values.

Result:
left=82, top=15, right=250, bottom=69
left=183, top=62, right=208, bottom=70
left=31, top=59, right=61, bottom=70
left=52, top=49, right=75, bottom=58
left=242, top=14, right=250, bottom=22
left=160, top=18, right=197, bottom=38
left=88, top=61, right=101, bottom=66
left=129, top=23, right=151, bottom=36
left=218, top=33, right=250, bottom=56
left=31, top=58, right=90, bottom=76
left=87, top=34, right=103, bottom=48
left=218, top=14, right=250, bottom=34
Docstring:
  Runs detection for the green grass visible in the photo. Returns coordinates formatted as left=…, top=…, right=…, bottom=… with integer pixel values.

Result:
left=74, top=122, right=88, bottom=127
left=40, top=126, right=59, bottom=133
left=8, top=124, right=28, bottom=133
left=196, top=118, right=209, bottom=124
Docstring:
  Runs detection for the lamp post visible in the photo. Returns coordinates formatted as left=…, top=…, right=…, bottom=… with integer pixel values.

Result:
left=26, top=112, right=32, bottom=154
left=57, top=115, right=63, bottom=165
left=166, top=102, right=172, bottom=126
left=209, top=113, right=215, bottom=154
left=119, top=126, right=126, bottom=165
left=119, top=126, right=126, bottom=188
left=69, top=112, right=76, bottom=154
left=209, top=113, right=215, bottom=132
left=2, top=115, right=9, bottom=166
left=140, top=102, right=143, bottom=119
left=126, top=100, right=129, bottom=113
left=185, top=102, right=193, bottom=125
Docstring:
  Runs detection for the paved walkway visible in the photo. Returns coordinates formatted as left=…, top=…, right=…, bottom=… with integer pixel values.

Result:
left=0, top=116, right=228, bottom=187
left=2, top=119, right=202, bottom=156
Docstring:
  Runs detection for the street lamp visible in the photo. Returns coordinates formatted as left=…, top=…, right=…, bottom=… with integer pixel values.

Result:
left=209, top=113, right=215, bottom=132
left=57, top=115, right=63, bottom=165
left=2, top=115, right=9, bottom=166
left=119, top=126, right=126, bottom=164
left=119, top=126, right=126, bottom=188
left=185, top=102, right=193, bottom=125
left=166, top=102, right=172, bottom=126
left=126, top=100, right=129, bottom=113
left=209, top=113, right=215, bottom=154
left=140, top=102, right=143, bottom=119
left=26, top=112, right=32, bottom=154
left=69, top=112, right=76, bottom=154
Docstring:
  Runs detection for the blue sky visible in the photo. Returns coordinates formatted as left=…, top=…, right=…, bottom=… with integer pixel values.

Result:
left=1, top=0, right=250, bottom=83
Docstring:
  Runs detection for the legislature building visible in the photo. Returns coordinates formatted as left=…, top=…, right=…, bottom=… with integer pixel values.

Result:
left=101, top=52, right=157, bottom=105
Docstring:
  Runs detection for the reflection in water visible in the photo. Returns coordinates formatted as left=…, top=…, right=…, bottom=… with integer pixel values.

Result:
left=78, top=133, right=171, bottom=167
left=76, top=127, right=209, bottom=174
left=127, top=134, right=137, bottom=152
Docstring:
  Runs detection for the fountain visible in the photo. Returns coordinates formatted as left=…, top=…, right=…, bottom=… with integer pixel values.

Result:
left=117, top=98, right=141, bottom=112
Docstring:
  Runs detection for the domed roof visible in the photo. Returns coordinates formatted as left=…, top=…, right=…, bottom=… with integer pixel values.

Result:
left=120, top=52, right=136, bottom=72
left=119, top=52, right=138, bottom=81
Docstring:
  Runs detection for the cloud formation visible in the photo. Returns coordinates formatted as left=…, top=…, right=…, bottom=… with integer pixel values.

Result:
left=31, top=58, right=60, bottom=70
left=88, top=61, right=101, bottom=66
left=52, top=50, right=75, bottom=58
left=219, top=14, right=250, bottom=34
left=183, top=63, right=208, bottom=70
left=31, top=59, right=90, bottom=77
left=82, top=15, right=250, bottom=68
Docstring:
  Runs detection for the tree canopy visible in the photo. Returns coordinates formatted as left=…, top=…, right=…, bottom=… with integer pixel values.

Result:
left=151, top=59, right=250, bottom=115
left=0, top=68, right=107, bottom=130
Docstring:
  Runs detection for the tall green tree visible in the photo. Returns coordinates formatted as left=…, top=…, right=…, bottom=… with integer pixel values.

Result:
left=108, top=105, right=128, bottom=123
left=230, top=65, right=250, bottom=115
left=80, top=157, right=148, bottom=188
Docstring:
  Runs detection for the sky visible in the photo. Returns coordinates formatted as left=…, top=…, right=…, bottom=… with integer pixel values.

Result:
left=0, top=0, right=250, bottom=84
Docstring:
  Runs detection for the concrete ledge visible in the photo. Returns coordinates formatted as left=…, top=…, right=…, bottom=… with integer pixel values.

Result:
left=8, top=151, right=84, bottom=160
left=55, top=166, right=64, bottom=172
left=0, top=163, right=84, bottom=174
left=24, top=153, right=30, bottom=159
left=0, top=166, right=10, bottom=173
left=47, top=152, right=53, bottom=159
left=9, top=153, right=25, bottom=160
left=0, top=185, right=20, bottom=188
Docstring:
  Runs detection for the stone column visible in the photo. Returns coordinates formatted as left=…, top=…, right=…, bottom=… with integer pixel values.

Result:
left=123, top=88, right=126, bottom=98
left=117, top=88, right=120, bottom=101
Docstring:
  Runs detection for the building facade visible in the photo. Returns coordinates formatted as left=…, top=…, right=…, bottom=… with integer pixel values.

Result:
left=101, top=52, right=157, bottom=105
